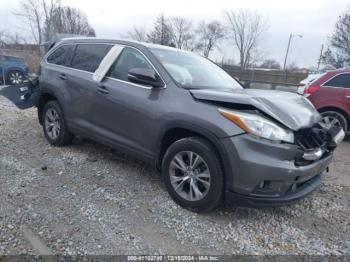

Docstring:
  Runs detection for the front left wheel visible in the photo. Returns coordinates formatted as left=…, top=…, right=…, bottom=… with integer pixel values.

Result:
left=42, top=100, right=73, bottom=146
left=161, top=137, right=224, bottom=212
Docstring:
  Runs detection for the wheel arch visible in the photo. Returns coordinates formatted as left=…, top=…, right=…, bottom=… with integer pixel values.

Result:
left=155, top=123, right=234, bottom=188
left=318, top=106, right=349, bottom=131
left=37, top=91, right=59, bottom=125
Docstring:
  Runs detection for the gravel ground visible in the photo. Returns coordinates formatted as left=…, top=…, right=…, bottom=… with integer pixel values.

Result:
left=0, top=95, right=349, bottom=256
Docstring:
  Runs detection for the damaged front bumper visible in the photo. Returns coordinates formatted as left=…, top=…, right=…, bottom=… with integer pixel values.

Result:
left=222, top=126, right=343, bottom=207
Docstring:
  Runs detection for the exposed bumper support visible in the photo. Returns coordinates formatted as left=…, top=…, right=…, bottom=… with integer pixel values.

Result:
left=225, top=172, right=325, bottom=207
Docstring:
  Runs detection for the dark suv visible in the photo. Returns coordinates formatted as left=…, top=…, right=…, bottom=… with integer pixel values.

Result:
left=0, top=55, right=29, bottom=85
left=30, top=38, right=344, bottom=211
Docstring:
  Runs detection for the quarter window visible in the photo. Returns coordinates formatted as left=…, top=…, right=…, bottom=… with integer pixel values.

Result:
left=107, top=47, right=152, bottom=82
left=47, top=45, right=75, bottom=66
left=71, top=44, right=112, bottom=73
left=324, top=74, right=350, bottom=88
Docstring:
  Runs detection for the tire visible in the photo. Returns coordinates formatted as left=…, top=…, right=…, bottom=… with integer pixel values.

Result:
left=42, top=100, right=73, bottom=146
left=6, top=70, right=25, bottom=85
left=320, top=110, right=348, bottom=132
left=161, top=137, right=224, bottom=212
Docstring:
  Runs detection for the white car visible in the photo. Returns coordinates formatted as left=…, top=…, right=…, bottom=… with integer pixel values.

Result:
left=297, top=73, right=324, bottom=94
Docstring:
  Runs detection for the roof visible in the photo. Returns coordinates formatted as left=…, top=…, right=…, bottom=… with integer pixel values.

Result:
left=57, top=37, right=186, bottom=52
left=329, top=67, right=350, bottom=73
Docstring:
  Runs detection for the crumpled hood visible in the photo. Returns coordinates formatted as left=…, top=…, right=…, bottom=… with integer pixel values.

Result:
left=190, top=88, right=321, bottom=131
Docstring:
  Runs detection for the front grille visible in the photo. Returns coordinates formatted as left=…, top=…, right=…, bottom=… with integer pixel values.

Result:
left=295, top=125, right=328, bottom=150
left=294, top=124, right=332, bottom=166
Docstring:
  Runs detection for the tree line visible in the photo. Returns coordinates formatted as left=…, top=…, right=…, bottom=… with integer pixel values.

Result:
left=126, top=11, right=268, bottom=70
left=1, top=0, right=350, bottom=70
left=1, top=0, right=95, bottom=48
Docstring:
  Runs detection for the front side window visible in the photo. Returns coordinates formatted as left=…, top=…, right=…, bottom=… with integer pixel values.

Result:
left=107, top=47, right=152, bottom=82
left=324, top=74, right=350, bottom=88
left=47, top=45, right=75, bottom=66
left=150, top=48, right=243, bottom=90
left=71, top=44, right=112, bottom=73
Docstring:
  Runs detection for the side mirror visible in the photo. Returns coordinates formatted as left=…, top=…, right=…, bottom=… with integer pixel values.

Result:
left=128, top=68, right=163, bottom=88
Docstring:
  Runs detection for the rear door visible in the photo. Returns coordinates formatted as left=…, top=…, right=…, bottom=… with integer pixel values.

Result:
left=64, top=43, right=112, bottom=132
left=40, top=43, right=76, bottom=113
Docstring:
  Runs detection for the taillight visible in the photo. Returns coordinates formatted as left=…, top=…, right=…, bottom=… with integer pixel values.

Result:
left=304, top=85, right=320, bottom=94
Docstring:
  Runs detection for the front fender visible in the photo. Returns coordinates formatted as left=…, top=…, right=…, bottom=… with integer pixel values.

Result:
left=155, top=119, right=243, bottom=190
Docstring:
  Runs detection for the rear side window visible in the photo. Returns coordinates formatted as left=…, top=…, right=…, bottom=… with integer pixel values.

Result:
left=71, top=44, right=112, bottom=73
left=324, top=73, right=350, bottom=88
left=47, top=45, right=75, bottom=66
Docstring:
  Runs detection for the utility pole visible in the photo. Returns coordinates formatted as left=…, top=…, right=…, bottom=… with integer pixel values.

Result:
left=317, top=44, right=324, bottom=72
left=283, top=34, right=292, bottom=71
left=283, top=33, right=302, bottom=71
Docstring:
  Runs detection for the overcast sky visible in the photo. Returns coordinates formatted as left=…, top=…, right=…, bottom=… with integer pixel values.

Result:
left=1, top=0, right=349, bottom=68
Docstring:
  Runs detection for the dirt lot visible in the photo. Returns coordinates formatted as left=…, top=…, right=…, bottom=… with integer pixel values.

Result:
left=0, top=95, right=349, bottom=256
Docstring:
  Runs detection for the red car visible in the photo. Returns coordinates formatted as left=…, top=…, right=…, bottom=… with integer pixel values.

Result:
left=303, top=68, right=350, bottom=133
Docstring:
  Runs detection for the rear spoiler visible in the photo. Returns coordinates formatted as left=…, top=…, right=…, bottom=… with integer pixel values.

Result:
left=40, top=34, right=82, bottom=53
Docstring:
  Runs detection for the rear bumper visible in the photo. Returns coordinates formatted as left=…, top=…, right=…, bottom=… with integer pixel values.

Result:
left=221, top=134, right=333, bottom=207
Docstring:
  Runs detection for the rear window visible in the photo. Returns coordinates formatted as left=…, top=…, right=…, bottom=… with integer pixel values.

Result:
left=71, top=44, right=112, bottom=73
left=324, top=73, right=350, bottom=88
left=47, top=45, right=75, bottom=67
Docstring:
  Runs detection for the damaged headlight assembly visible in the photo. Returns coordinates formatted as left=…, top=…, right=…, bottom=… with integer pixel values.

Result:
left=219, top=108, right=294, bottom=143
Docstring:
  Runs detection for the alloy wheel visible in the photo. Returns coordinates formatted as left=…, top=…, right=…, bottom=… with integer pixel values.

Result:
left=320, top=111, right=347, bottom=131
left=169, top=151, right=211, bottom=201
left=9, top=72, right=24, bottom=85
left=44, top=108, right=61, bottom=140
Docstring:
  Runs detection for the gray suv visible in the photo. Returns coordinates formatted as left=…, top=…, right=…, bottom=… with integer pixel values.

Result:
left=32, top=38, right=344, bottom=211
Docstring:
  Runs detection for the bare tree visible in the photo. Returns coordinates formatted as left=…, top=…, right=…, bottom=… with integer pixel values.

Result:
left=224, top=9, right=267, bottom=69
left=286, top=61, right=299, bottom=71
left=14, top=0, right=95, bottom=47
left=169, top=17, right=194, bottom=50
left=13, top=0, right=45, bottom=45
left=126, top=26, right=147, bottom=42
left=48, top=5, right=95, bottom=38
left=147, top=14, right=174, bottom=46
left=322, top=47, right=345, bottom=69
left=0, top=30, right=27, bottom=47
left=259, top=59, right=281, bottom=69
left=322, top=10, right=350, bottom=68
left=196, top=20, right=225, bottom=58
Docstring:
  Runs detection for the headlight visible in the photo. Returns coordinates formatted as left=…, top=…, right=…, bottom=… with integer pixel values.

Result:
left=219, top=108, right=294, bottom=143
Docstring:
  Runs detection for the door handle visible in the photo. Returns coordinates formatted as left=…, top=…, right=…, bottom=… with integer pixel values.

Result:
left=58, top=74, right=67, bottom=80
left=346, top=96, right=350, bottom=99
left=97, top=85, right=109, bottom=94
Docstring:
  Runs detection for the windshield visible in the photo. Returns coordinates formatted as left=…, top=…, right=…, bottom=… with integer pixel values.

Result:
left=150, top=48, right=243, bottom=90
